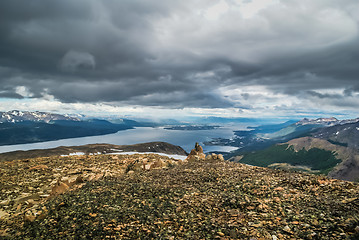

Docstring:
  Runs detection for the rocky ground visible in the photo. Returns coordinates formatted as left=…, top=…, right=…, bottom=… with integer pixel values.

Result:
left=0, top=144, right=359, bottom=239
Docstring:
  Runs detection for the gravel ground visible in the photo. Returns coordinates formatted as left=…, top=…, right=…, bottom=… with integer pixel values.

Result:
left=1, top=157, right=358, bottom=239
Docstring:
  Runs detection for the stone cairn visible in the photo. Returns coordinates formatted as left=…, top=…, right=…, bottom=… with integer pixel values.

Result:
left=185, top=142, right=224, bottom=162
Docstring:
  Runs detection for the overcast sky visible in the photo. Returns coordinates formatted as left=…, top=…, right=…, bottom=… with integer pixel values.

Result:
left=0, top=0, right=358, bottom=119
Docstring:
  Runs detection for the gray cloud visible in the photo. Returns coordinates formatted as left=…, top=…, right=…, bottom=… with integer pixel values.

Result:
left=0, top=0, right=358, bottom=111
left=59, top=50, right=96, bottom=72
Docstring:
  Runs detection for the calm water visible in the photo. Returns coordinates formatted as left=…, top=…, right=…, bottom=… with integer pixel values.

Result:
left=0, top=126, right=245, bottom=154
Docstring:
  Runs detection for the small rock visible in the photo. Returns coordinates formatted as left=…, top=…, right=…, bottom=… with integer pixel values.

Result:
left=312, top=219, right=319, bottom=226
left=0, top=200, right=10, bottom=206
left=150, top=159, right=165, bottom=169
left=24, top=212, right=36, bottom=222
left=272, top=235, right=278, bottom=240
left=303, top=223, right=310, bottom=228
left=50, top=182, right=69, bottom=197
left=229, top=229, right=237, bottom=238
left=217, top=154, right=224, bottom=161
left=26, top=199, right=35, bottom=207
left=341, top=197, right=357, bottom=204
left=29, top=165, right=48, bottom=171
left=251, top=223, right=263, bottom=228
left=68, top=176, right=84, bottom=187
left=283, top=225, right=291, bottom=233
left=37, top=210, right=47, bottom=220
left=15, top=193, right=40, bottom=205
left=0, top=210, right=9, bottom=220
left=144, top=164, right=151, bottom=170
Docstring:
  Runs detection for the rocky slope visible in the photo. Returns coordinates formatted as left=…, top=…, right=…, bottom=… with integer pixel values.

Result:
left=0, top=144, right=358, bottom=239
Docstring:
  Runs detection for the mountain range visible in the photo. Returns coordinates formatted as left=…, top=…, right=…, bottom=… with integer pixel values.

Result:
left=0, top=110, right=80, bottom=123
left=0, top=110, right=146, bottom=146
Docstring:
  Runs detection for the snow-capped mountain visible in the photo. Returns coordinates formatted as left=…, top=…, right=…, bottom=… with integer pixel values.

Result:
left=296, top=117, right=359, bottom=127
left=0, top=110, right=80, bottom=123
left=0, top=111, right=135, bottom=146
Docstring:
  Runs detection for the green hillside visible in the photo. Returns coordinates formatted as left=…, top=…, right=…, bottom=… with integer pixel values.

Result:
left=239, top=144, right=341, bottom=175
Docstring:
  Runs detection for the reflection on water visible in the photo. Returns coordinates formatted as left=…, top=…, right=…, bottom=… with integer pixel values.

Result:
left=0, top=127, right=243, bottom=154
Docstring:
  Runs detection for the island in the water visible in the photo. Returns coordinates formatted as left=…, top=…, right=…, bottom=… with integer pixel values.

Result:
left=164, top=125, right=220, bottom=131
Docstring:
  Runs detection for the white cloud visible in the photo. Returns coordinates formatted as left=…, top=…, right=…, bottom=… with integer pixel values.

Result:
left=15, top=86, right=33, bottom=98
left=204, top=0, right=229, bottom=20
left=237, top=0, right=280, bottom=19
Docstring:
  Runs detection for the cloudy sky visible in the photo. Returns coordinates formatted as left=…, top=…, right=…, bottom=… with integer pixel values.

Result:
left=0, top=0, right=358, bottom=119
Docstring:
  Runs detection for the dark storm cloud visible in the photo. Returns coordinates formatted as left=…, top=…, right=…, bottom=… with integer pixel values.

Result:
left=306, top=90, right=343, bottom=99
left=0, top=0, right=358, bottom=109
left=0, top=92, right=23, bottom=99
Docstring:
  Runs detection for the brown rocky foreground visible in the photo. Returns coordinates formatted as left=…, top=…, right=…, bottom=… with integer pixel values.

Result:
left=0, top=144, right=358, bottom=239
